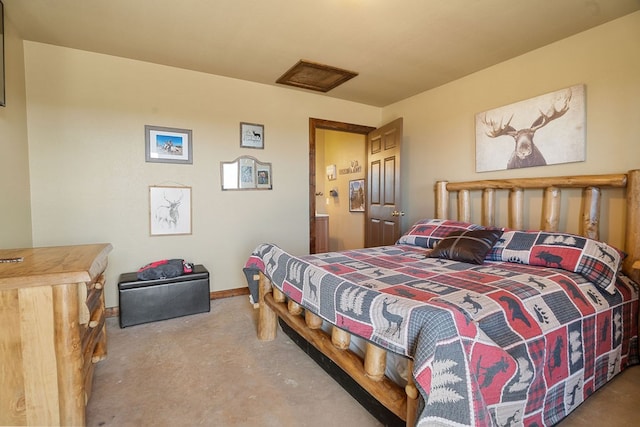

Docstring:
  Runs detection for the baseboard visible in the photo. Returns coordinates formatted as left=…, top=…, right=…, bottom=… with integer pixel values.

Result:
left=105, top=286, right=250, bottom=318
left=210, top=287, right=250, bottom=299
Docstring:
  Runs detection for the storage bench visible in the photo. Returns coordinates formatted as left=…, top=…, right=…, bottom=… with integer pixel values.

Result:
left=118, top=264, right=210, bottom=327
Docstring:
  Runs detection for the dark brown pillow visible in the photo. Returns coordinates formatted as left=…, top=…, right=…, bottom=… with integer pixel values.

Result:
left=427, top=229, right=503, bottom=264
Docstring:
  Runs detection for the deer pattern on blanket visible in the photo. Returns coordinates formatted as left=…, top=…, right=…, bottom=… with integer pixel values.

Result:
left=245, top=243, right=639, bottom=426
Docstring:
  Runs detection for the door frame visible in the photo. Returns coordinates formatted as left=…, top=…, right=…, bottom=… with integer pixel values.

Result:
left=309, top=118, right=375, bottom=253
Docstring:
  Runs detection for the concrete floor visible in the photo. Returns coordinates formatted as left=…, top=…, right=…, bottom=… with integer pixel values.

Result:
left=86, top=296, right=640, bottom=426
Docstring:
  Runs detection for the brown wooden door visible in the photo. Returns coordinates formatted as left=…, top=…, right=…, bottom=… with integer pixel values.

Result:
left=365, top=118, right=403, bottom=247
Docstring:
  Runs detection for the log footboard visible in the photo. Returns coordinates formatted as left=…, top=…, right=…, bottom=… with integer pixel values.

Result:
left=255, top=272, right=418, bottom=425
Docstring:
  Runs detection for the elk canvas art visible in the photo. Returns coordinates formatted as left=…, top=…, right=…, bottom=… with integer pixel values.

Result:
left=475, top=84, right=585, bottom=172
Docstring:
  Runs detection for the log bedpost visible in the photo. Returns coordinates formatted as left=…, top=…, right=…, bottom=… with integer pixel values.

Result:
left=405, top=360, right=418, bottom=427
left=509, top=188, right=524, bottom=230
left=582, top=187, right=601, bottom=240
left=257, top=273, right=277, bottom=341
left=542, top=186, right=561, bottom=231
left=482, top=188, right=496, bottom=227
left=625, top=170, right=640, bottom=351
left=435, top=181, right=449, bottom=219
left=624, top=170, right=640, bottom=284
left=458, top=190, right=471, bottom=223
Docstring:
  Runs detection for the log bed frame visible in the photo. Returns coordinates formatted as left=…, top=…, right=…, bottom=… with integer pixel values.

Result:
left=255, top=169, right=640, bottom=426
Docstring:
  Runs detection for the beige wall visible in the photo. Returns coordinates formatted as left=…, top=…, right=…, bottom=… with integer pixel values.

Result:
left=23, top=42, right=380, bottom=307
left=0, top=14, right=32, bottom=248
left=383, top=11, right=640, bottom=249
left=11, top=11, right=640, bottom=308
left=316, top=129, right=365, bottom=251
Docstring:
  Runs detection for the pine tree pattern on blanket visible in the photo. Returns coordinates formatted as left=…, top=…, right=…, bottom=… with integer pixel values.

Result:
left=245, top=243, right=639, bottom=426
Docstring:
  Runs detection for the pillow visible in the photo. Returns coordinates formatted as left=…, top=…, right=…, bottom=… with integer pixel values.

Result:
left=486, top=230, right=623, bottom=294
left=428, top=229, right=503, bottom=264
left=396, top=219, right=485, bottom=249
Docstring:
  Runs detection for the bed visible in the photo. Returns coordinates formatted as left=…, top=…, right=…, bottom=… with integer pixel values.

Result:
left=244, top=170, right=640, bottom=426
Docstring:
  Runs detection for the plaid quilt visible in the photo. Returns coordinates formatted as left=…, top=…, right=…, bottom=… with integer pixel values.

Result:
left=245, top=243, right=639, bottom=426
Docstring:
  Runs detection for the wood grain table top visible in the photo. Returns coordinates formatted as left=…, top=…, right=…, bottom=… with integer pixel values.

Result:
left=0, top=244, right=112, bottom=290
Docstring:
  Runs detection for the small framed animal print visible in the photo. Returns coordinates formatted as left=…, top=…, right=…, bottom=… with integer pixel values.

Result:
left=240, top=122, right=264, bottom=149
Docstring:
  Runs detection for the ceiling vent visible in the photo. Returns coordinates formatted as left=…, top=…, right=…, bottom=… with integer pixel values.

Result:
left=276, top=60, right=358, bottom=92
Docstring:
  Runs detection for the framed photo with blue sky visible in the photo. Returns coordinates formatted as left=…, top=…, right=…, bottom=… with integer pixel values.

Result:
left=145, top=125, right=193, bottom=164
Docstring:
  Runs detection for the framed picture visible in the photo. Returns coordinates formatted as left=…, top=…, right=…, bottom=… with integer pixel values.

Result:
left=220, top=155, right=272, bottom=190
left=349, top=179, right=365, bottom=212
left=256, top=163, right=271, bottom=189
left=239, top=157, right=255, bottom=189
left=145, top=125, right=193, bottom=164
left=475, top=84, right=586, bottom=172
left=0, top=0, right=5, bottom=107
left=149, top=186, right=192, bottom=236
left=240, top=122, right=264, bottom=149
left=326, top=164, right=337, bottom=181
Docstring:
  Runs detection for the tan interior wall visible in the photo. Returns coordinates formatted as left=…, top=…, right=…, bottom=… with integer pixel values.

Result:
left=14, top=11, right=640, bottom=307
left=384, top=11, right=640, bottom=250
left=22, top=42, right=380, bottom=307
left=0, top=13, right=32, bottom=248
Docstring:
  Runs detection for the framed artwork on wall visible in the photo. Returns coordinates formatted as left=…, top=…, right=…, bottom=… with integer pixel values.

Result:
left=220, top=155, right=272, bottom=190
left=149, top=186, right=192, bottom=236
left=326, top=164, right=337, bottom=181
left=240, top=122, right=264, bottom=149
left=145, top=125, right=193, bottom=164
left=256, top=163, right=271, bottom=189
left=475, top=84, right=586, bottom=172
left=349, top=179, right=365, bottom=212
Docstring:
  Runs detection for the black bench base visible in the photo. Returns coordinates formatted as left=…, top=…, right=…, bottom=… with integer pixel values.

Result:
left=118, top=265, right=210, bottom=328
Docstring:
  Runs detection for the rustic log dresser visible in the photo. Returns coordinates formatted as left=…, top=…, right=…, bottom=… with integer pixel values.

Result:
left=0, top=243, right=112, bottom=426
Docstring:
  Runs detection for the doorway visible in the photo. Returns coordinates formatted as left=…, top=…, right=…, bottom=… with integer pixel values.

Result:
left=316, top=129, right=365, bottom=251
left=309, top=119, right=375, bottom=253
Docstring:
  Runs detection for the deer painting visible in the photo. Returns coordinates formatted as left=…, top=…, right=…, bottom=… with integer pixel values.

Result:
left=480, top=89, right=573, bottom=170
left=155, top=192, right=183, bottom=228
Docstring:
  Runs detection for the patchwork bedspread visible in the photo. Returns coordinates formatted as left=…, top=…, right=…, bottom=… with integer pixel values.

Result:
left=245, top=243, right=639, bottom=426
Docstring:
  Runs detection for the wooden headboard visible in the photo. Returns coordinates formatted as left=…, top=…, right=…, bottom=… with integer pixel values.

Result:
left=434, top=169, right=640, bottom=283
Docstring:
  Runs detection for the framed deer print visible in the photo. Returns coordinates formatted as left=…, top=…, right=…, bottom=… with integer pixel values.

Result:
left=240, top=122, right=264, bottom=149
left=475, top=84, right=586, bottom=172
left=149, top=186, right=192, bottom=236
left=145, top=125, right=193, bottom=164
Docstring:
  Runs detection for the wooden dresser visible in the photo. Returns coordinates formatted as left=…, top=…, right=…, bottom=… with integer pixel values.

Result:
left=0, top=244, right=112, bottom=426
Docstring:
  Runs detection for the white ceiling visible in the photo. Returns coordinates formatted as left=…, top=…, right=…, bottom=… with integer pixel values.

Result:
left=4, top=0, right=639, bottom=107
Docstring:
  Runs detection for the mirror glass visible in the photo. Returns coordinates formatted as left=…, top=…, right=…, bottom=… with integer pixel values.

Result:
left=222, top=162, right=239, bottom=190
